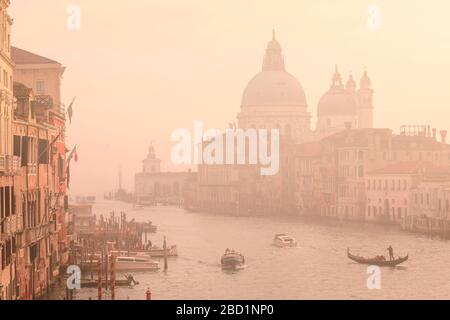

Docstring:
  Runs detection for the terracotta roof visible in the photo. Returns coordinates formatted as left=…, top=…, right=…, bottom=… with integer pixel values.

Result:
left=11, top=46, right=61, bottom=65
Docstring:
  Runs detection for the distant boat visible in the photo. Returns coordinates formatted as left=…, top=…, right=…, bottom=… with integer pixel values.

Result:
left=273, top=234, right=297, bottom=248
left=347, top=248, right=408, bottom=267
left=221, top=249, right=245, bottom=270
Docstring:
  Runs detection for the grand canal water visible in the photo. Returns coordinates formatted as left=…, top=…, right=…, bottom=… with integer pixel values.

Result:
left=62, top=199, right=450, bottom=300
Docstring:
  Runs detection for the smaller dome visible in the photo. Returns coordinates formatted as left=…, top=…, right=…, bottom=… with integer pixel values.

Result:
left=318, top=88, right=356, bottom=117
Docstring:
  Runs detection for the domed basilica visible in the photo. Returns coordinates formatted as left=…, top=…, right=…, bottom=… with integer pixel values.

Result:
left=237, top=31, right=373, bottom=143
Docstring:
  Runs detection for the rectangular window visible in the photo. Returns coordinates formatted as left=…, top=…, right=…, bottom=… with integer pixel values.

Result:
left=13, top=135, right=21, bottom=157
left=36, top=80, right=45, bottom=94
left=38, top=139, right=49, bottom=164
left=0, top=188, right=4, bottom=219
left=58, top=155, right=64, bottom=178
left=5, top=187, right=10, bottom=217
left=21, top=136, right=29, bottom=166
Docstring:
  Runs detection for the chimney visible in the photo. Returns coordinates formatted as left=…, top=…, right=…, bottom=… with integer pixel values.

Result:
left=440, top=130, right=447, bottom=144
left=344, top=122, right=352, bottom=130
left=432, top=128, right=437, bottom=140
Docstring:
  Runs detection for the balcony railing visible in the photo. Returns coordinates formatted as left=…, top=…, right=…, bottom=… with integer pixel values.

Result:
left=6, top=155, right=20, bottom=175
left=24, top=223, right=51, bottom=245
left=0, top=155, right=6, bottom=172
left=0, top=155, right=21, bottom=175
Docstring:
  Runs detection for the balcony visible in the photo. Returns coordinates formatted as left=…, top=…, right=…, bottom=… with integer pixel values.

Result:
left=0, top=155, right=6, bottom=172
left=24, top=223, right=51, bottom=245
left=49, top=220, right=61, bottom=234
left=0, top=155, right=21, bottom=175
left=6, top=155, right=20, bottom=175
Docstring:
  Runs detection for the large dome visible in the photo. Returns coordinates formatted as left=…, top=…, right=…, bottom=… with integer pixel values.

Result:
left=317, top=89, right=356, bottom=117
left=241, top=71, right=307, bottom=107
left=240, top=31, right=307, bottom=108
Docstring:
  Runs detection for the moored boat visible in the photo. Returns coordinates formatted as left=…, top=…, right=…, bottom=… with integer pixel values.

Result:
left=114, top=256, right=160, bottom=271
left=221, top=249, right=245, bottom=270
left=81, top=255, right=160, bottom=271
left=110, top=245, right=177, bottom=258
left=347, top=248, right=408, bottom=267
left=273, top=234, right=297, bottom=247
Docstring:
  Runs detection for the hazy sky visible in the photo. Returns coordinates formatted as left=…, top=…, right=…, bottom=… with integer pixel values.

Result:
left=10, top=0, right=450, bottom=195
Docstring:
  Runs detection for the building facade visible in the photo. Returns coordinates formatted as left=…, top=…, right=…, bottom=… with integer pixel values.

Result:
left=0, top=0, right=18, bottom=300
left=0, top=34, right=71, bottom=299
left=294, top=126, right=450, bottom=221
left=135, top=145, right=193, bottom=205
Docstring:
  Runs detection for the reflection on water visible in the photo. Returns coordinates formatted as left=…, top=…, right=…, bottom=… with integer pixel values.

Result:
left=64, top=199, right=450, bottom=300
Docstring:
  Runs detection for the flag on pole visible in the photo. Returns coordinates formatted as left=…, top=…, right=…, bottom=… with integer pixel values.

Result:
left=67, top=144, right=78, bottom=163
left=67, top=97, right=76, bottom=124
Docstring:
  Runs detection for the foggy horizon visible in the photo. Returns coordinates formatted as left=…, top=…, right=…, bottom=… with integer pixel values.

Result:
left=10, top=0, right=450, bottom=195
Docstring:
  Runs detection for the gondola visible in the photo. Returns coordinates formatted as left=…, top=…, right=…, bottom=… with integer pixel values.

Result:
left=347, top=248, right=408, bottom=267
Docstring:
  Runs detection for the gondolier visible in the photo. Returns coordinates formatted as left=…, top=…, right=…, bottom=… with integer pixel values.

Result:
left=387, top=245, right=394, bottom=261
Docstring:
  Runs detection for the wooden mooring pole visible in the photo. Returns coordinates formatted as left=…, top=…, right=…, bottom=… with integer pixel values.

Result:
left=163, top=236, right=168, bottom=271
left=97, top=259, right=102, bottom=300
left=111, top=255, right=116, bottom=300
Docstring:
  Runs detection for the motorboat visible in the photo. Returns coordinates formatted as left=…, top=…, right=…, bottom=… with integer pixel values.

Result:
left=221, top=249, right=245, bottom=270
left=273, top=234, right=297, bottom=247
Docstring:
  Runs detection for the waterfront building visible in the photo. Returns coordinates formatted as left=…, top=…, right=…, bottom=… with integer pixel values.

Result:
left=294, top=126, right=450, bottom=221
left=0, top=44, right=71, bottom=299
left=0, top=0, right=18, bottom=300
left=294, top=127, right=394, bottom=220
left=364, top=161, right=450, bottom=223
left=134, top=145, right=193, bottom=205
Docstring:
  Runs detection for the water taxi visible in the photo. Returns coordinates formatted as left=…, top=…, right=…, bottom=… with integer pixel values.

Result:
left=221, top=249, right=245, bottom=270
left=273, top=234, right=297, bottom=247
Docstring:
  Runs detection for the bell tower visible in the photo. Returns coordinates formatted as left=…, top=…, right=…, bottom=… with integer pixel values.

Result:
left=357, top=70, right=374, bottom=128
left=142, top=143, right=161, bottom=173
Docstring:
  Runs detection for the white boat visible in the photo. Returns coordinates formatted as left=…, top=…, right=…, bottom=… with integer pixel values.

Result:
left=114, top=256, right=160, bottom=271
left=110, top=245, right=178, bottom=258
left=273, top=234, right=297, bottom=247
left=82, top=255, right=159, bottom=271
left=221, top=249, right=245, bottom=270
